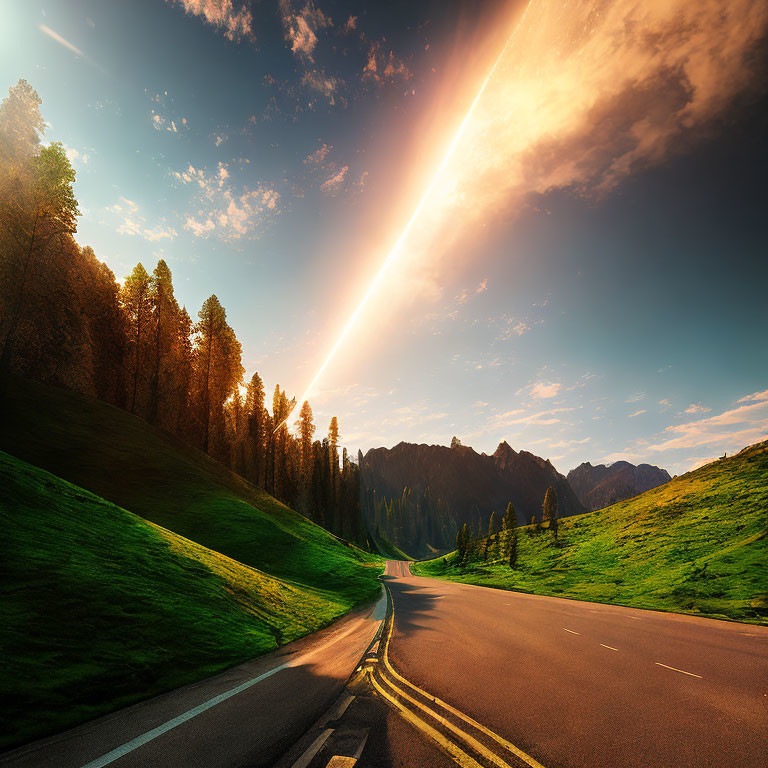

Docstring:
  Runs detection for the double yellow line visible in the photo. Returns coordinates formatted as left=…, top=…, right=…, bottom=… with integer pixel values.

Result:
left=369, top=584, right=547, bottom=768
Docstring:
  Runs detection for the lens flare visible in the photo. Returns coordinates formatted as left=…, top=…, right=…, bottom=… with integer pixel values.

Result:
left=275, top=2, right=536, bottom=432
left=277, top=0, right=766, bottom=432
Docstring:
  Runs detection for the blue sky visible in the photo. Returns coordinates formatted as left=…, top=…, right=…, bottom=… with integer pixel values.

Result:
left=2, top=0, right=767, bottom=474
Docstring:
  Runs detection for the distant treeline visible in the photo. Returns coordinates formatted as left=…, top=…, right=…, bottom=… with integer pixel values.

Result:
left=0, top=79, right=364, bottom=543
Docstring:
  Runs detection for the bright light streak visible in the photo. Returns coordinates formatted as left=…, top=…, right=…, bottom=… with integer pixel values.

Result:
left=276, top=2, right=535, bottom=432
left=39, top=25, right=85, bottom=57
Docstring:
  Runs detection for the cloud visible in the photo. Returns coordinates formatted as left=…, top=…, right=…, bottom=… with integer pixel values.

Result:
left=342, top=15, right=357, bottom=34
left=110, top=197, right=178, bottom=242
left=658, top=398, right=672, bottom=407
left=305, top=142, right=331, bottom=165
left=165, top=0, right=253, bottom=41
left=628, top=409, right=648, bottom=418
left=384, top=0, right=768, bottom=303
left=684, top=402, right=711, bottom=414
left=625, top=392, right=646, bottom=403
left=174, top=162, right=280, bottom=239
left=280, top=0, right=332, bottom=60
left=457, top=278, right=488, bottom=304
left=149, top=91, right=188, bottom=134
left=39, top=25, right=84, bottom=57
left=63, top=145, right=89, bottom=165
left=301, top=69, right=342, bottom=102
left=362, top=41, right=413, bottom=85
left=526, top=381, right=561, bottom=400
left=737, top=389, right=768, bottom=403
left=531, top=436, right=591, bottom=449
left=648, top=397, right=768, bottom=452
left=492, top=406, right=577, bottom=428
left=320, top=164, right=348, bottom=194
left=152, top=113, right=178, bottom=132
left=686, top=456, right=718, bottom=471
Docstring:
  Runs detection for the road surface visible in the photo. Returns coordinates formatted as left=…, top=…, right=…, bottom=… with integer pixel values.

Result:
left=376, top=560, right=768, bottom=768
left=0, top=594, right=386, bottom=768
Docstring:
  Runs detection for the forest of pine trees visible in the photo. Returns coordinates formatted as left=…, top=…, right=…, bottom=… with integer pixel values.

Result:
left=0, top=79, right=364, bottom=543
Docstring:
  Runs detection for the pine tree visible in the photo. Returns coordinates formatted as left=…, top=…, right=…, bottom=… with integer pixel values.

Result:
left=504, top=502, right=516, bottom=531
left=121, top=264, right=152, bottom=414
left=483, top=511, right=496, bottom=560
left=146, top=260, right=181, bottom=426
left=542, top=485, right=558, bottom=541
left=0, top=79, right=44, bottom=169
left=244, top=372, right=266, bottom=485
left=0, top=139, right=79, bottom=392
left=191, top=295, right=243, bottom=455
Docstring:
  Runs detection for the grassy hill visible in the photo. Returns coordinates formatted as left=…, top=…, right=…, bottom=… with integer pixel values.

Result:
left=1, top=377, right=382, bottom=607
left=414, top=441, right=768, bottom=624
left=0, top=452, right=375, bottom=750
left=372, top=530, right=413, bottom=561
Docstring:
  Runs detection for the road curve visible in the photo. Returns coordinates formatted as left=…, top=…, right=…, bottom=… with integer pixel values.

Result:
left=384, top=560, right=768, bottom=768
left=0, top=594, right=386, bottom=768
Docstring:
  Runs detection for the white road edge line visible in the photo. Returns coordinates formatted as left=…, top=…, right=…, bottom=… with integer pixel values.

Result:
left=655, top=662, right=702, bottom=679
left=80, top=662, right=292, bottom=768
left=562, top=628, right=580, bottom=635
left=290, top=728, right=335, bottom=768
left=79, top=593, right=387, bottom=768
left=600, top=644, right=618, bottom=651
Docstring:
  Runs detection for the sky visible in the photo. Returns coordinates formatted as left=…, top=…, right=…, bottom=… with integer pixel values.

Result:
left=1, top=0, right=767, bottom=475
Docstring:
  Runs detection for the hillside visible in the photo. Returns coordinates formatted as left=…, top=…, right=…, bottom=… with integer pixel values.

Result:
left=414, top=441, right=768, bottom=624
left=0, top=451, right=372, bottom=750
left=0, top=377, right=382, bottom=606
left=567, top=460, right=671, bottom=510
left=360, top=439, right=586, bottom=556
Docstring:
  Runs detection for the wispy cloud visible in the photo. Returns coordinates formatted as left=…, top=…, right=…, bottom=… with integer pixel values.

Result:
left=305, top=142, right=332, bottom=166
left=280, top=0, right=332, bottom=60
left=320, top=164, right=348, bottom=194
left=520, top=381, right=562, bottom=400
left=684, top=402, right=711, bottom=414
left=648, top=390, right=768, bottom=452
left=148, top=91, right=188, bottom=134
left=628, top=409, right=647, bottom=418
left=362, top=40, right=413, bottom=85
left=457, top=279, right=488, bottom=304
left=165, top=0, right=253, bottom=42
left=174, top=162, right=280, bottom=239
left=110, top=198, right=178, bottom=242
left=737, top=389, right=768, bottom=403
left=625, top=392, right=646, bottom=403
left=491, top=406, right=577, bottom=429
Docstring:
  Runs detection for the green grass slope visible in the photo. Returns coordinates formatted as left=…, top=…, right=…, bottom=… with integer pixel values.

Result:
left=414, top=441, right=768, bottom=624
left=372, top=531, right=413, bottom=561
left=0, top=451, right=367, bottom=750
left=1, top=378, right=382, bottom=609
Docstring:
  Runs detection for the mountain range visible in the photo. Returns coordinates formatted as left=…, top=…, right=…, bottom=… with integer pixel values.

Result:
left=567, top=460, right=671, bottom=511
left=359, top=439, right=586, bottom=557
left=360, top=439, right=670, bottom=557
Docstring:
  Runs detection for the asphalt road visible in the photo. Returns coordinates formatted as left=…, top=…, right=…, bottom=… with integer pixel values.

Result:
left=384, top=560, right=768, bottom=768
left=0, top=594, right=386, bottom=768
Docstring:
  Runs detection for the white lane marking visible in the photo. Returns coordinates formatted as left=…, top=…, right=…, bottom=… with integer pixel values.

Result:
left=562, top=628, right=580, bottom=635
left=82, top=606, right=386, bottom=768
left=291, top=728, right=335, bottom=768
left=80, top=662, right=291, bottom=767
left=600, top=644, right=618, bottom=651
left=655, top=662, right=702, bottom=679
